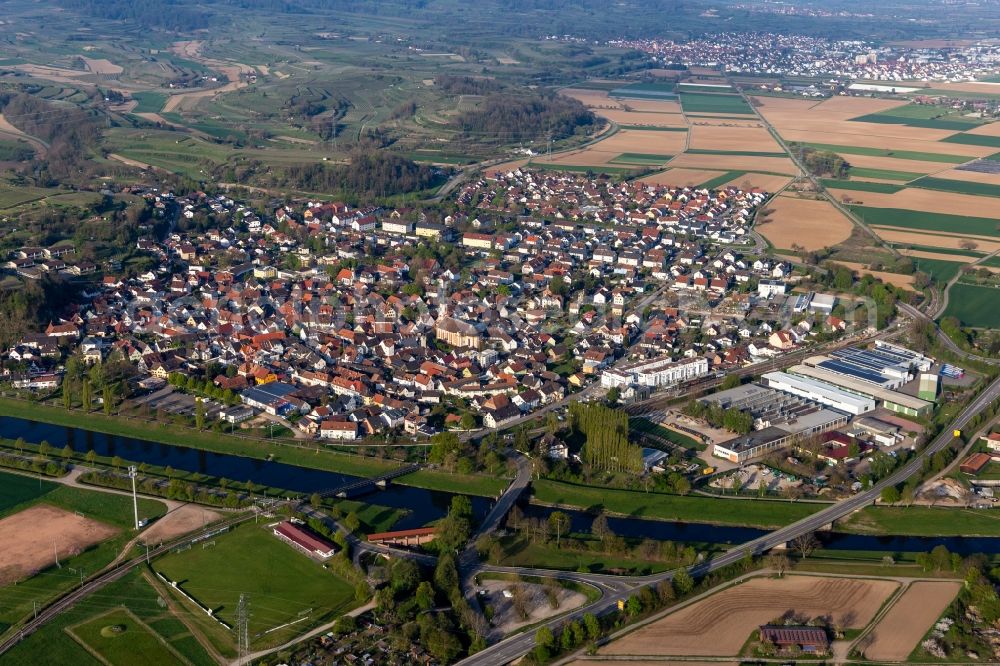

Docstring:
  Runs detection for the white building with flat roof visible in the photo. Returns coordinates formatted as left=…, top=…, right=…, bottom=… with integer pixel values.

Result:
left=601, top=356, right=709, bottom=389
left=763, top=371, right=875, bottom=416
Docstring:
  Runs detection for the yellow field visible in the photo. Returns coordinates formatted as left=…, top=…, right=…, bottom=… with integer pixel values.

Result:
left=596, top=109, right=687, bottom=126
left=830, top=262, right=916, bottom=290
left=560, top=89, right=623, bottom=109
left=873, top=227, right=1000, bottom=252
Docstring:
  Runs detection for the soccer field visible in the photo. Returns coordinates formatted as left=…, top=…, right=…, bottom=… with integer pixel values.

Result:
left=154, top=524, right=356, bottom=645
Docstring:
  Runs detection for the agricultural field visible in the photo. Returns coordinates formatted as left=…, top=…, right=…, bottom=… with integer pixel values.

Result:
left=599, top=575, right=898, bottom=657
left=679, top=93, right=754, bottom=115
left=154, top=524, right=356, bottom=650
left=859, top=581, right=961, bottom=661
left=942, top=283, right=1000, bottom=328
left=687, top=124, right=782, bottom=153
left=820, top=179, right=904, bottom=193
left=911, top=175, right=1000, bottom=197
left=848, top=205, right=1000, bottom=236
left=756, top=194, right=855, bottom=251
left=723, top=172, right=792, bottom=191
left=667, top=152, right=797, bottom=174
left=534, top=129, right=685, bottom=169
left=639, top=168, right=727, bottom=187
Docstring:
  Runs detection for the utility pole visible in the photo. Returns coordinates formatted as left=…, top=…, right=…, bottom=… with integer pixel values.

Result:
left=129, top=465, right=140, bottom=530
left=236, top=593, right=250, bottom=665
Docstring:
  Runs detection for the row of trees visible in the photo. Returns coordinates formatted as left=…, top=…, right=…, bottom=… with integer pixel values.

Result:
left=569, top=402, right=642, bottom=474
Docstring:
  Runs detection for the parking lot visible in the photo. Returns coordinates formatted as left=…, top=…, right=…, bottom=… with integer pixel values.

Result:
left=131, top=386, right=225, bottom=420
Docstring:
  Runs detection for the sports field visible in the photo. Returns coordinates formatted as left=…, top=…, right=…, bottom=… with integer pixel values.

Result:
left=67, top=608, right=187, bottom=666
left=154, top=524, right=356, bottom=647
left=1, top=568, right=217, bottom=666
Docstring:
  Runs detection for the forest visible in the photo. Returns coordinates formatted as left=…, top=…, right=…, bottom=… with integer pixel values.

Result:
left=274, top=151, right=444, bottom=198
left=455, top=93, right=597, bottom=143
left=0, top=93, right=102, bottom=184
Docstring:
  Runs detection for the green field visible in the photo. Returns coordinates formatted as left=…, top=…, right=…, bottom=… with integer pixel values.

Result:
left=130, top=92, right=167, bottom=114
left=941, top=132, right=1000, bottom=148
left=914, top=257, right=966, bottom=285
left=697, top=170, right=746, bottom=189
left=397, top=469, right=508, bottom=497
left=850, top=207, right=1000, bottom=237
left=849, top=167, right=926, bottom=181
left=821, top=179, right=904, bottom=193
left=941, top=283, right=1000, bottom=328
left=155, top=525, right=356, bottom=647
left=608, top=152, right=673, bottom=165
left=0, top=472, right=56, bottom=515
left=840, top=505, right=1000, bottom=536
left=68, top=608, right=187, bottom=666
left=888, top=243, right=986, bottom=258
left=531, top=479, right=821, bottom=528
left=2, top=569, right=216, bottom=666
left=619, top=125, right=687, bottom=131
left=851, top=108, right=982, bottom=131
left=798, top=142, right=969, bottom=164
left=910, top=175, right=1000, bottom=198
left=685, top=148, right=787, bottom=157
left=678, top=92, right=754, bottom=115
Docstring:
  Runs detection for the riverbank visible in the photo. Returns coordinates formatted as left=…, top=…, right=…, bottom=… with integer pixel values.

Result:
left=0, top=398, right=504, bottom=496
left=531, top=478, right=823, bottom=529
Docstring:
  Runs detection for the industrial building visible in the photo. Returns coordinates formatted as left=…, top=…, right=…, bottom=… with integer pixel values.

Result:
left=762, top=371, right=875, bottom=416
left=704, top=383, right=851, bottom=463
left=804, top=342, right=932, bottom=391
left=788, top=364, right=934, bottom=418
left=601, top=355, right=709, bottom=389
left=713, top=409, right=849, bottom=463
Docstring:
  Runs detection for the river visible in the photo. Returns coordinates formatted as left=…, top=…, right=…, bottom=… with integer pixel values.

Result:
left=4, top=415, right=1000, bottom=555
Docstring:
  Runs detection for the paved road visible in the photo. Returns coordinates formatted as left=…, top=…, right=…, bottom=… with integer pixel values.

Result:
left=456, top=373, right=1000, bottom=665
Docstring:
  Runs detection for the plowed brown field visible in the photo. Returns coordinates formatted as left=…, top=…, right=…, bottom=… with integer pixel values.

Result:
left=758, top=194, right=854, bottom=250
left=600, top=575, right=898, bottom=657
left=863, top=581, right=960, bottom=662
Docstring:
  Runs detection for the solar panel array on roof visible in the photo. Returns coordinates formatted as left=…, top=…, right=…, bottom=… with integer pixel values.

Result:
left=817, top=359, right=890, bottom=386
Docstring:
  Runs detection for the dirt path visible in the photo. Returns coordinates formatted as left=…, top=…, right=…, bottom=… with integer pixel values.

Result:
left=162, top=40, right=254, bottom=114
left=143, top=569, right=228, bottom=665
left=0, top=113, right=49, bottom=159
